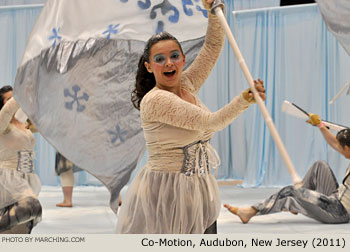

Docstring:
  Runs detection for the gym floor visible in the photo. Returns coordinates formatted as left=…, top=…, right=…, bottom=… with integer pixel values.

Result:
left=32, top=185, right=350, bottom=234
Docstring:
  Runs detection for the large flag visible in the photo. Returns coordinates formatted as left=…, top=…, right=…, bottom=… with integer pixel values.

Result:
left=13, top=0, right=210, bottom=213
left=316, top=0, right=350, bottom=55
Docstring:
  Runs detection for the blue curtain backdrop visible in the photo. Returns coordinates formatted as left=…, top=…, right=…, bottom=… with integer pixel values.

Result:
left=206, top=3, right=350, bottom=187
left=0, top=0, right=45, bottom=4
left=1, top=1, right=350, bottom=187
left=231, top=0, right=279, bottom=10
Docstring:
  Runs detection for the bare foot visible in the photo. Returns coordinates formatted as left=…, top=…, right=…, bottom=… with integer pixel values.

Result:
left=224, top=204, right=257, bottom=224
left=56, top=202, right=72, bottom=207
left=282, top=208, right=298, bottom=215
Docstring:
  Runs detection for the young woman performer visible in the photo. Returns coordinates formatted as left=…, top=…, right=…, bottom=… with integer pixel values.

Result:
left=0, top=85, right=42, bottom=234
left=55, top=152, right=122, bottom=208
left=55, top=152, right=76, bottom=207
left=224, top=114, right=350, bottom=224
left=116, top=0, right=266, bottom=234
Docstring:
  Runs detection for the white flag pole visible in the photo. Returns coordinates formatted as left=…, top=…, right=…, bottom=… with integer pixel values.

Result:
left=329, top=82, right=350, bottom=105
left=211, top=2, right=302, bottom=185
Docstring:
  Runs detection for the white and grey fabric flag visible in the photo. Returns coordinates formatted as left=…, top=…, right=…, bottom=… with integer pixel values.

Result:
left=316, top=0, right=350, bottom=55
left=329, top=82, right=350, bottom=104
left=13, top=0, right=210, bottom=213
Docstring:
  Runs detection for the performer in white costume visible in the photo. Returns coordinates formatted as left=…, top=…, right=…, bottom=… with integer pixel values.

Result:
left=0, top=85, right=42, bottom=234
left=55, top=152, right=82, bottom=208
left=116, top=0, right=266, bottom=234
left=54, top=153, right=122, bottom=207
left=222, top=0, right=350, bottom=226
left=225, top=114, right=350, bottom=224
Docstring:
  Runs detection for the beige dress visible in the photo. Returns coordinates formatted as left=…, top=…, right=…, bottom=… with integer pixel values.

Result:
left=116, top=13, right=250, bottom=234
left=0, top=97, right=41, bottom=210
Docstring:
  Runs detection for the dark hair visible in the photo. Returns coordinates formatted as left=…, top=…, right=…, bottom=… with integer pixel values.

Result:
left=336, top=128, right=350, bottom=149
left=0, top=85, right=13, bottom=110
left=131, top=32, right=184, bottom=110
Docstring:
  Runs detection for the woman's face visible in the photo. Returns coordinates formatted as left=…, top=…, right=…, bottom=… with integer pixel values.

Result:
left=144, top=40, right=185, bottom=90
left=2, top=91, right=13, bottom=105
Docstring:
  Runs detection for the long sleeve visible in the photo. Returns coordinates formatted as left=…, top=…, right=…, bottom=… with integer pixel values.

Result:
left=0, top=97, right=20, bottom=134
left=141, top=89, right=249, bottom=132
left=182, top=12, right=225, bottom=94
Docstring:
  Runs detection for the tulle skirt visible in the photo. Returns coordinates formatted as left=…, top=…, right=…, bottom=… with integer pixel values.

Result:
left=116, top=165, right=220, bottom=234
left=0, top=168, right=41, bottom=209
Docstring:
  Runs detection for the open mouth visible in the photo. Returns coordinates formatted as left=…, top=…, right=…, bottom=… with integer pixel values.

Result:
left=163, top=70, right=176, bottom=77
